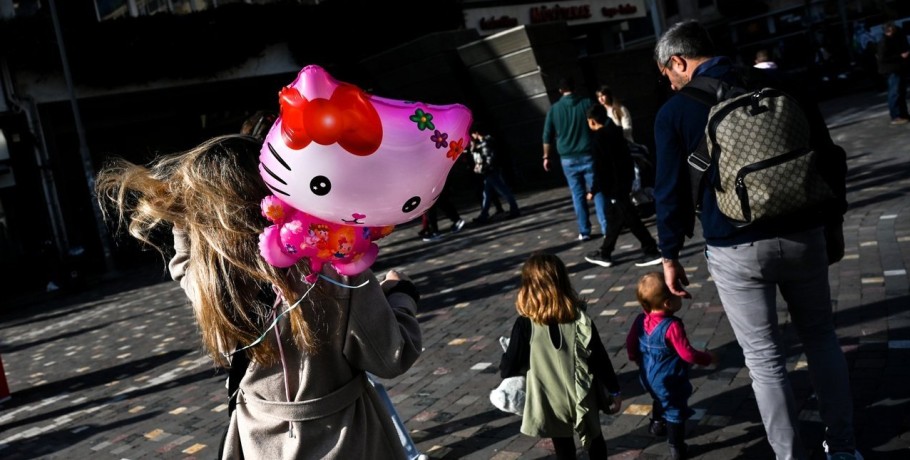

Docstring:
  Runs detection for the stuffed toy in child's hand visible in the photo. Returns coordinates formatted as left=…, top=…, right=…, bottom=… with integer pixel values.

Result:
left=490, top=336, right=526, bottom=415
left=490, top=376, right=525, bottom=415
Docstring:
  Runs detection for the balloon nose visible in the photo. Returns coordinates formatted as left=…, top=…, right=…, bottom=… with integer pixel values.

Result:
left=352, top=213, right=366, bottom=220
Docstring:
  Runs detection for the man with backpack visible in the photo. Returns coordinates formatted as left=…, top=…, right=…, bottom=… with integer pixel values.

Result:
left=651, top=20, right=860, bottom=460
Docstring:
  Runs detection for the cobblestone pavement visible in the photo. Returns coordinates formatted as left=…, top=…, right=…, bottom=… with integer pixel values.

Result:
left=1, top=89, right=909, bottom=459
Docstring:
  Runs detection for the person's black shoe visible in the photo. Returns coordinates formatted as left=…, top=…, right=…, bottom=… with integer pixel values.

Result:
left=507, top=209, right=521, bottom=219
left=451, top=218, right=465, bottom=233
left=648, top=418, right=667, bottom=436
left=585, top=250, right=612, bottom=267
left=422, top=232, right=444, bottom=242
left=472, top=215, right=491, bottom=225
left=667, top=422, right=687, bottom=459
left=668, top=443, right=688, bottom=460
left=417, top=228, right=430, bottom=238
left=635, top=248, right=662, bottom=267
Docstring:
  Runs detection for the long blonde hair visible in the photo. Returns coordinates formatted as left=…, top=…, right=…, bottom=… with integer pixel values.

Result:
left=516, top=252, right=582, bottom=324
left=95, top=134, right=325, bottom=366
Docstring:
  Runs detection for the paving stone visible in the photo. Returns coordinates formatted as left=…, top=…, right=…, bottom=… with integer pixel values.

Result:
left=1, top=89, right=909, bottom=458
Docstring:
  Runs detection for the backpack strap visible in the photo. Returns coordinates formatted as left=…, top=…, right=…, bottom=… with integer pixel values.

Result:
left=677, top=76, right=726, bottom=214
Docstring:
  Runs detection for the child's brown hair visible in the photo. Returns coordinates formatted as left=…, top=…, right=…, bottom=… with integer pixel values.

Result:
left=636, top=271, right=672, bottom=313
left=516, top=251, right=582, bottom=325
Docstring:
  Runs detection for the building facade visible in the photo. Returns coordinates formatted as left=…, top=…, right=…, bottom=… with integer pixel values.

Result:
left=0, top=0, right=898, bottom=301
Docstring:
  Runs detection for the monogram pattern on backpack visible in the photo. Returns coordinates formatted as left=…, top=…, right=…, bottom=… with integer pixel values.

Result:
left=676, top=76, right=835, bottom=226
left=708, top=89, right=834, bottom=224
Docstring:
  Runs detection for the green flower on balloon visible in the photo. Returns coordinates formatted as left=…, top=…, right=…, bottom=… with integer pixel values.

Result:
left=409, top=108, right=435, bottom=131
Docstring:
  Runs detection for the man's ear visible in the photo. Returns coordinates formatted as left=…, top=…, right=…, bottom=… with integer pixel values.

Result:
left=672, top=55, right=687, bottom=72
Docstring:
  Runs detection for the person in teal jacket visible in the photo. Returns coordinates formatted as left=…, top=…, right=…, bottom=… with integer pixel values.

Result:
left=542, top=76, right=607, bottom=241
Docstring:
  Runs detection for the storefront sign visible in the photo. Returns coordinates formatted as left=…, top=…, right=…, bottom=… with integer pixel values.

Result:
left=465, top=0, right=646, bottom=35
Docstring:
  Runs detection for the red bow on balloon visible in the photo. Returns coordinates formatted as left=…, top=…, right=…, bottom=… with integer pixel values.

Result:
left=279, top=85, right=383, bottom=156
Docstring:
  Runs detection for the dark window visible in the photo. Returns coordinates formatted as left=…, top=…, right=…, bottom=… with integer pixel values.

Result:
left=663, top=0, right=679, bottom=17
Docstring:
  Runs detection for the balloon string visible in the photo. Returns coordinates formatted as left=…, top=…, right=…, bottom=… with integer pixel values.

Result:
left=222, top=274, right=368, bottom=359
left=223, top=281, right=317, bottom=359
left=316, top=274, right=370, bottom=289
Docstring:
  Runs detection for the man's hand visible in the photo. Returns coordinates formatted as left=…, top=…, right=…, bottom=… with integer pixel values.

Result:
left=543, top=144, right=554, bottom=172
left=662, top=258, right=691, bottom=298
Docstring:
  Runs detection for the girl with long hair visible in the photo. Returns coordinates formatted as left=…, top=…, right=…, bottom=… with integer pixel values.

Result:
left=499, top=251, right=622, bottom=459
left=95, top=134, right=422, bottom=459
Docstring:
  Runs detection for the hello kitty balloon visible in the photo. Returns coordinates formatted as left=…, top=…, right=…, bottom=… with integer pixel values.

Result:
left=259, top=65, right=473, bottom=227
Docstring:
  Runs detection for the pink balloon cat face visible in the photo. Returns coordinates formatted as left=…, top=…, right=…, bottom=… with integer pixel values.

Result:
left=259, top=65, right=473, bottom=227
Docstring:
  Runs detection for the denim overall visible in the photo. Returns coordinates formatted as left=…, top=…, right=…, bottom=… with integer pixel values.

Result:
left=637, top=315, right=694, bottom=424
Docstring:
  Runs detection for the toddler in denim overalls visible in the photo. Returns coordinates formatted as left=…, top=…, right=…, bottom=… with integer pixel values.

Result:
left=626, top=272, right=718, bottom=460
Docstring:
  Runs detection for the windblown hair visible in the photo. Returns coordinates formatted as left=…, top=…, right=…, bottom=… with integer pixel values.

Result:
left=596, top=85, right=624, bottom=123
left=516, top=252, right=582, bottom=325
left=636, top=271, right=672, bottom=313
left=654, top=19, right=716, bottom=67
left=95, top=134, right=326, bottom=367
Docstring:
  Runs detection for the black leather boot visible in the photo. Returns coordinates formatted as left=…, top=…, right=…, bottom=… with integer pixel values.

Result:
left=666, top=422, right=688, bottom=460
left=648, top=418, right=667, bottom=436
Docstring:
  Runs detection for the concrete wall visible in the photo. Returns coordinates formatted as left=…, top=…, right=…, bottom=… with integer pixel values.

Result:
left=457, top=22, right=583, bottom=189
left=358, top=22, right=667, bottom=194
left=580, top=45, right=670, bottom=154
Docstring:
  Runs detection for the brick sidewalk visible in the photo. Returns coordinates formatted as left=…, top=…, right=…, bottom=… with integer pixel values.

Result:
left=1, top=89, right=909, bottom=459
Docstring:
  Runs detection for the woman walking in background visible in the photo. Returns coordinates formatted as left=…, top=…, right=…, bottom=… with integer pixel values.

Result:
left=595, top=85, right=634, bottom=142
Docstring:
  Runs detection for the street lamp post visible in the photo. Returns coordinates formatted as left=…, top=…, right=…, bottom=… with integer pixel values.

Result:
left=48, top=0, right=116, bottom=274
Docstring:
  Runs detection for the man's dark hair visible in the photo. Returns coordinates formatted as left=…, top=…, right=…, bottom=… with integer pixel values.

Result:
left=557, top=76, right=575, bottom=92
left=755, top=49, right=772, bottom=63
left=586, top=104, right=608, bottom=126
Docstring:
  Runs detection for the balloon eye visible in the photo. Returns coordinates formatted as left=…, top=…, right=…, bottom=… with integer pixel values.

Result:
left=310, top=176, right=331, bottom=196
left=402, top=196, right=421, bottom=213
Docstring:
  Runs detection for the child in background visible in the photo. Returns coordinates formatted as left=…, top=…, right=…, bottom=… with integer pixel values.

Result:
left=626, top=271, right=718, bottom=460
left=500, top=252, right=622, bottom=459
left=583, top=104, right=660, bottom=269
left=469, top=126, right=521, bottom=223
